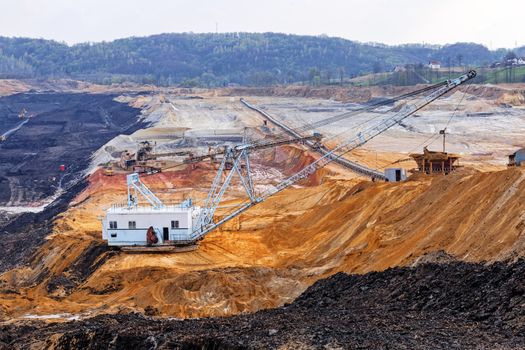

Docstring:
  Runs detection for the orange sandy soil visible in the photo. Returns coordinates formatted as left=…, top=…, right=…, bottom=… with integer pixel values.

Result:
left=1, top=142, right=524, bottom=321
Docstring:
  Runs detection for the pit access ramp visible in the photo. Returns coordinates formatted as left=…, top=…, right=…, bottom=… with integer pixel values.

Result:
left=0, top=118, right=30, bottom=142
left=240, top=98, right=387, bottom=180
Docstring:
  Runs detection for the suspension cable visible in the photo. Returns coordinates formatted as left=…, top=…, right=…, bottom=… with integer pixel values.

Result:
left=247, top=81, right=449, bottom=150
left=384, top=81, right=475, bottom=167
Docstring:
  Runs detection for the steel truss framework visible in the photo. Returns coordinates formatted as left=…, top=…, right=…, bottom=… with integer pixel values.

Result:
left=190, top=70, right=477, bottom=241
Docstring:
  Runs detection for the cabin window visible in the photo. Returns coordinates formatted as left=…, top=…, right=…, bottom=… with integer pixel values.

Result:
left=109, top=221, right=117, bottom=229
left=110, top=233, right=117, bottom=238
left=171, top=220, right=179, bottom=229
left=128, top=221, right=136, bottom=229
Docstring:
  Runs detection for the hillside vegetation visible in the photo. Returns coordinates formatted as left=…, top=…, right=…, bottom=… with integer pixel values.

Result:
left=0, top=33, right=518, bottom=86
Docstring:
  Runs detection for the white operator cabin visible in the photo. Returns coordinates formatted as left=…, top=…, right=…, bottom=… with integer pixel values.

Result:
left=384, top=168, right=407, bottom=182
left=101, top=173, right=199, bottom=246
left=102, top=204, right=196, bottom=246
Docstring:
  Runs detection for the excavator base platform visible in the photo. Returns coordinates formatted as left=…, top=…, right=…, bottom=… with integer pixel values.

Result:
left=120, top=244, right=198, bottom=253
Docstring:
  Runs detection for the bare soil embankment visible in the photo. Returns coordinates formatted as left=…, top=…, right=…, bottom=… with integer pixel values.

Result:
left=3, top=165, right=525, bottom=322
left=0, top=180, right=88, bottom=273
left=3, top=259, right=525, bottom=349
left=222, top=82, right=525, bottom=106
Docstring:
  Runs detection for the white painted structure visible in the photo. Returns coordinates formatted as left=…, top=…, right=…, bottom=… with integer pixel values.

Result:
left=384, top=168, right=407, bottom=182
left=428, top=61, right=441, bottom=69
left=101, top=173, right=200, bottom=246
left=102, top=203, right=199, bottom=246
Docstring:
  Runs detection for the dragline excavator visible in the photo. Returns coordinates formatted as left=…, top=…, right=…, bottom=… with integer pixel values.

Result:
left=101, top=70, right=476, bottom=249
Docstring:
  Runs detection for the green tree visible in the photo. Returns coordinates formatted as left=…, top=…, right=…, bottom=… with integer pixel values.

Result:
left=338, top=67, right=345, bottom=85
left=456, top=54, right=463, bottom=69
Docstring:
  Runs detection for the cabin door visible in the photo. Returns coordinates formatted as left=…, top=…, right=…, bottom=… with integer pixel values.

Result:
left=395, top=169, right=401, bottom=181
left=163, top=227, right=169, bottom=241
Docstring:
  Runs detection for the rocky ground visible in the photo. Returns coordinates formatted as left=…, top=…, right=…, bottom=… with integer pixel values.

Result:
left=2, top=259, right=525, bottom=349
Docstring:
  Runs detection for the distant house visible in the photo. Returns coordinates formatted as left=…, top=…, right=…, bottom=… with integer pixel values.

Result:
left=428, top=61, right=441, bottom=69
left=505, top=57, right=525, bottom=66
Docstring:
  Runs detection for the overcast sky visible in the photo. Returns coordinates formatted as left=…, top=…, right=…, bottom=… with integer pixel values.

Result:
left=0, top=0, right=523, bottom=49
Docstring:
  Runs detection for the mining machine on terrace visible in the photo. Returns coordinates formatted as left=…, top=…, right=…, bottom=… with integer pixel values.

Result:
left=101, top=70, right=476, bottom=250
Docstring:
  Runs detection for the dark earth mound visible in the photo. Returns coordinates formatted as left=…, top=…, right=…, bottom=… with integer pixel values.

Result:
left=3, top=260, right=525, bottom=349
left=0, top=179, right=88, bottom=273
left=0, top=92, right=142, bottom=205
left=0, top=92, right=143, bottom=272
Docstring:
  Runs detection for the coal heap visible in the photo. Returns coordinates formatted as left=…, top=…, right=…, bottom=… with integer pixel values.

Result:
left=0, top=92, right=142, bottom=205
left=0, top=92, right=142, bottom=272
left=2, top=260, right=525, bottom=349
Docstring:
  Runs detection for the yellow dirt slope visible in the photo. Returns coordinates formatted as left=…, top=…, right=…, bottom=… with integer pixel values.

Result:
left=2, top=166, right=525, bottom=320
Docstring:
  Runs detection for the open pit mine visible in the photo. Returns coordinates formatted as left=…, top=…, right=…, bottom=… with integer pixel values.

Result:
left=2, top=75, right=525, bottom=349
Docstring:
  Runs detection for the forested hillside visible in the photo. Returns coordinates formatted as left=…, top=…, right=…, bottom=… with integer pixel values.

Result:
left=0, top=33, right=515, bottom=86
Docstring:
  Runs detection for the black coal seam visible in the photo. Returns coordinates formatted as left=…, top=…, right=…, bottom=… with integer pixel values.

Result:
left=3, top=260, right=525, bottom=349
left=0, top=179, right=88, bottom=273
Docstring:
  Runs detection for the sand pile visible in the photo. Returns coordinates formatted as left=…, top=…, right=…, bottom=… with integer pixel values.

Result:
left=496, top=91, right=525, bottom=106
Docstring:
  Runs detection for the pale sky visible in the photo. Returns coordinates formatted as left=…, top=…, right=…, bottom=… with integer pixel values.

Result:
left=0, top=0, right=523, bottom=49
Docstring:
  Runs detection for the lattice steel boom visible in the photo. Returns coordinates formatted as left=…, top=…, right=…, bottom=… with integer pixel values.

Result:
left=191, top=70, right=476, bottom=240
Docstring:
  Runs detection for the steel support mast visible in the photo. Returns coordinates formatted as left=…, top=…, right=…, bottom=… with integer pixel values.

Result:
left=127, top=173, right=164, bottom=209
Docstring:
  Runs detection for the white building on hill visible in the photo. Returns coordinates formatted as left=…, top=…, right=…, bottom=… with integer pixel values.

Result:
left=428, top=61, right=441, bottom=69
